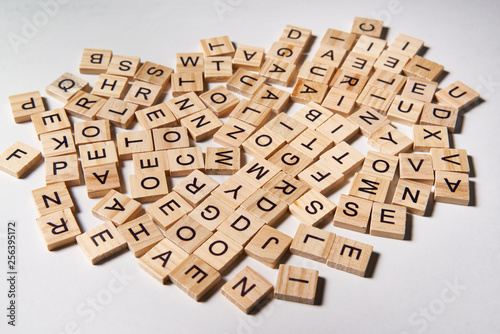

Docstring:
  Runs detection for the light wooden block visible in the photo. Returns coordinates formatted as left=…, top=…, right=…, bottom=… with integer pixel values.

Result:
left=36, top=208, right=81, bottom=251
left=388, top=34, right=424, bottom=58
left=96, top=98, right=138, bottom=129
left=167, top=147, right=204, bottom=177
left=320, top=29, right=356, bottom=49
left=259, top=58, right=296, bottom=86
left=267, top=41, right=303, bottom=65
left=165, top=216, right=213, bottom=254
left=91, top=74, right=128, bottom=99
left=291, top=79, right=329, bottom=105
left=333, top=194, right=373, bottom=233
left=213, top=117, right=256, bottom=148
left=92, top=189, right=142, bottom=226
left=176, top=53, right=204, bottom=73
left=166, top=91, right=207, bottom=120
left=188, top=195, right=235, bottom=231
left=361, top=150, right=399, bottom=181
left=124, top=81, right=162, bottom=107
left=329, top=68, right=369, bottom=95
left=387, top=95, right=424, bottom=125
left=171, top=71, right=204, bottom=97
left=312, top=44, right=347, bottom=67
left=45, top=72, right=89, bottom=103
left=297, top=159, right=344, bottom=195
left=106, top=54, right=140, bottom=78
left=217, top=208, right=266, bottom=247
left=279, top=25, right=312, bottom=47
left=32, top=108, right=71, bottom=139
left=152, top=126, right=190, bottom=151
left=242, top=127, right=286, bottom=159
left=413, top=125, right=450, bottom=152
left=392, top=179, right=432, bottom=216
left=116, top=130, right=154, bottom=160
left=401, top=77, right=437, bottom=103
left=290, top=128, right=333, bottom=159
left=146, top=191, right=194, bottom=231
left=326, top=235, right=373, bottom=277
left=180, top=109, right=223, bottom=141
left=341, top=51, right=376, bottom=76
left=0, top=141, right=41, bottom=178
left=200, top=85, right=240, bottom=117
left=263, top=171, right=310, bottom=205
left=274, top=264, right=318, bottom=304
left=351, top=16, right=383, bottom=38
left=226, top=68, right=266, bottom=98
left=347, top=106, right=391, bottom=137
left=221, top=266, right=274, bottom=314
left=264, top=112, right=307, bottom=142
left=403, top=55, right=444, bottom=81
left=9, top=91, right=45, bottom=123
left=169, top=254, right=221, bottom=301
left=76, top=221, right=127, bottom=265
left=268, top=144, right=313, bottom=177
left=297, top=61, right=335, bottom=85
left=204, top=147, right=241, bottom=175
left=134, top=61, right=174, bottom=87
left=349, top=172, right=391, bottom=203
left=370, top=202, right=407, bottom=240
left=173, top=169, right=219, bottom=206
left=45, top=154, right=81, bottom=186
left=319, top=141, right=365, bottom=175
left=289, top=188, right=337, bottom=227
left=245, top=225, right=292, bottom=268
left=83, top=163, right=121, bottom=198
left=352, top=35, right=387, bottom=58
left=79, top=141, right=118, bottom=168
left=434, top=171, right=469, bottom=206
left=316, top=113, right=360, bottom=145
left=193, top=231, right=243, bottom=273
left=64, top=91, right=106, bottom=120
left=79, top=48, right=112, bottom=74
left=399, top=153, right=434, bottom=184
left=204, top=56, right=233, bottom=82
left=211, top=174, right=258, bottom=208
left=230, top=99, right=272, bottom=128
left=366, top=69, right=407, bottom=93
left=430, top=148, right=469, bottom=174
left=293, top=102, right=333, bottom=129
left=356, top=86, right=396, bottom=115
left=232, top=45, right=265, bottom=71
left=138, top=238, right=189, bottom=284
left=74, top=119, right=111, bottom=146
left=290, top=223, right=336, bottom=263
left=251, top=84, right=291, bottom=114
left=40, top=129, right=76, bottom=157
left=435, top=81, right=480, bottom=111
left=135, top=103, right=177, bottom=130
left=321, top=88, right=357, bottom=117
left=129, top=171, right=169, bottom=203
left=200, top=35, right=235, bottom=57
left=235, top=157, right=281, bottom=188
left=374, top=50, right=410, bottom=74
left=420, top=103, right=459, bottom=132
left=240, top=189, right=288, bottom=226
left=368, top=124, right=413, bottom=156
left=117, top=214, right=164, bottom=257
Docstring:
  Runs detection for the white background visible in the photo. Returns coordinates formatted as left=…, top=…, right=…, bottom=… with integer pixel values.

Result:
left=1, top=0, right=500, bottom=333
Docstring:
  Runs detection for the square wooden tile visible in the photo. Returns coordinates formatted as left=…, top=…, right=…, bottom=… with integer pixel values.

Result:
left=245, top=225, right=292, bottom=268
left=0, top=141, right=42, bottom=178
left=333, top=194, right=373, bottom=233
left=349, top=172, right=391, bottom=203
left=240, top=189, right=288, bottom=226
left=173, top=169, right=219, bottom=206
left=326, top=235, right=373, bottom=276
left=146, top=191, right=194, bottom=231
left=434, top=171, right=469, bottom=206
left=36, top=208, right=81, bottom=251
left=165, top=216, right=213, bottom=254
left=193, top=231, right=243, bottom=273
left=217, top=208, right=265, bottom=247
left=204, top=147, right=241, bottom=175
left=289, top=189, right=337, bottom=227
left=117, top=214, right=164, bottom=257
left=92, top=189, right=142, bottom=226
left=32, top=182, right=74, bottom=216
left=167, top=147, right=205, bottom=177
left=290, top=224, right=335, bottom=263
left=391, top=179, right=432, bottom=216
left=274, top=264, right=318, bottom=304
left=76, top=221, right=127, bottom=265
left=370, top=203, right=407, bottom=240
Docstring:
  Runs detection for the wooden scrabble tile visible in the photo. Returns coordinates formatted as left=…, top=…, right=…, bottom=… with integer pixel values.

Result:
left=91, top=74, right=128, bottom=99
left=106, top=54, right=141, bottom=78
left=366, top=69, right=407, bottom=93
left=265, top=112, right=307, bottom=142
left=135, top=103, right=177, bottom=130
left=403, top=55, right=444, bottom=81
left=430, top=148, right=469, bottom=174
left=204, top=147, right=241, bottom=175
left=79, top=48, right=112, bottom=74
left=242, top=127, right=286, bottom=159
left=245, top=225, right=292, bottom=268
left=200, top=85, right=240, bottom=117
left=230, top=99, right=272, bottom=128
left=31, top=108, right=71, bottom=139
left=0, top=141, right=42, bottom=178
left=9, top=91, right=46, bottom=123
left=212, top=174, right=258, bottom=208
left=401, top=77, right=438, bottom=103
left=96, top=98, right=138, bottom=129
left=274, top=264, right=318, bottom=304
left=293, top=102, right=333, bottom=129
left=45, top=72, right=89, bottom=103
left=297, top=159, right=344, bottom=195
left=267, top=41, right=303, bottom=65
left=83, top=163, right=121, bottom=198
left=217, top=208, right=266, bottom=247
left=240, top=188, right=288, bottom=226
left=326, top=235, right=373, bottom=277
left=204, top=56, right=233, bottom=82
left=316, top=113, right=360, bottom=145
left=320, top=29, right=356, bottom=50
left=356, top=86, right=397, bottom=115
left=289, top=188, right=337, bottom=227
left=116, top=130, right=154, bottom=160
left=351, top=16, right=383, bottom=38
left=64, top=91, right=107, bottom=120
left=347, top=106, right=391, bottom=137
left=152, top=126, right=190, bottom=151
left=387, top=34, right=424, bottom=58
left=392, top=179, right=432, bottom=216
left=263, top=171, right=310, bottom=205
left=370, top=202, right=407, bottom=239
left=251, top=84, right=291, bottom=114
left=399, top=153, right=434, bottom=184
left=291, top=79, right=329, bottom=104
left=200, top=35, right=235, bottom=57
left=329, top=69, right=369, bottom=95
left=268, top=144, right=313, bottom=177
left=387, top=95, right=424, bottom=125
left=40, top=129, right=76, bottom=157
left=235, top=157, right=281, bottom=188
left=176, top=53, right=204, bottom=73
left=297, top=61, right=335, bottom=85
left=36, top=208, right=81, bottom=251
left=146, top=191, right=194, bottom=231
left=420, top=103, right=459, bottom=132
left=180, top=109, right=223, bottom=141
left=360, top=150, right=399, bottom=181
left=188, top=195, right=235, bottom=232
left=32, top=182, right=74, bottom=216
left=129, top=171, right=169, bottom=203
left=76, top=221, right=127, bottom=265
left=79, top=141, right=118, bottom=168
left=290, top=128, right=334, bottom=159
left=194, top=231, right=243, bottom=272
left=166, top=91, right=207, bottom=120
left=319, top=141, right=365, bottom=175
left=232, top=45, right=265, bottom=71
left=279, top=25, right=312, bottom=47
left=321, top=88, right=357, bottom=117
left=124, top=81, right=162, bottom=107
left=139, top=238, right=189, bottom=284
left=117, top=214, right=164, bottom=257
left=134, top=61, right=174, bottom=87
left=74, top=119, right=111, bottom=145
left=213, top=117, right=256, bottom=148
left=290, top=224, right=336, bottom=263
left=312, top=44, right=347, bottom=68
left=435, top=81, right=480, bottom=111
left=349, top=172, right=391, bottom=203
left=434, top=171, right=469, bottom=206
left=333, top=194, right=373, bottom=233
left=221, top=265, right=273, bottom=314
left=259, top=58, right=296, bottom=86
left=352, top=35, right=387, bottom=58
left=374, top=50, right=410, bottom=74
left=341, top=51, right=376, bottom=76
left=169, top=254, right=221, bottom=301
left=45, top=154, right=81, bottom=186
left=92, top=189, right=142, bottom=226
left=226, top=68, right=267, bottom=98
left=413, top=125, right=450, bottom=151
left=368, top=124, right=413, bottom=156
left=167, top=147, right=205, bottom=177
left=165, top=216, right=213, bottom=254
left=173, top=169, right=219, bottom=206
